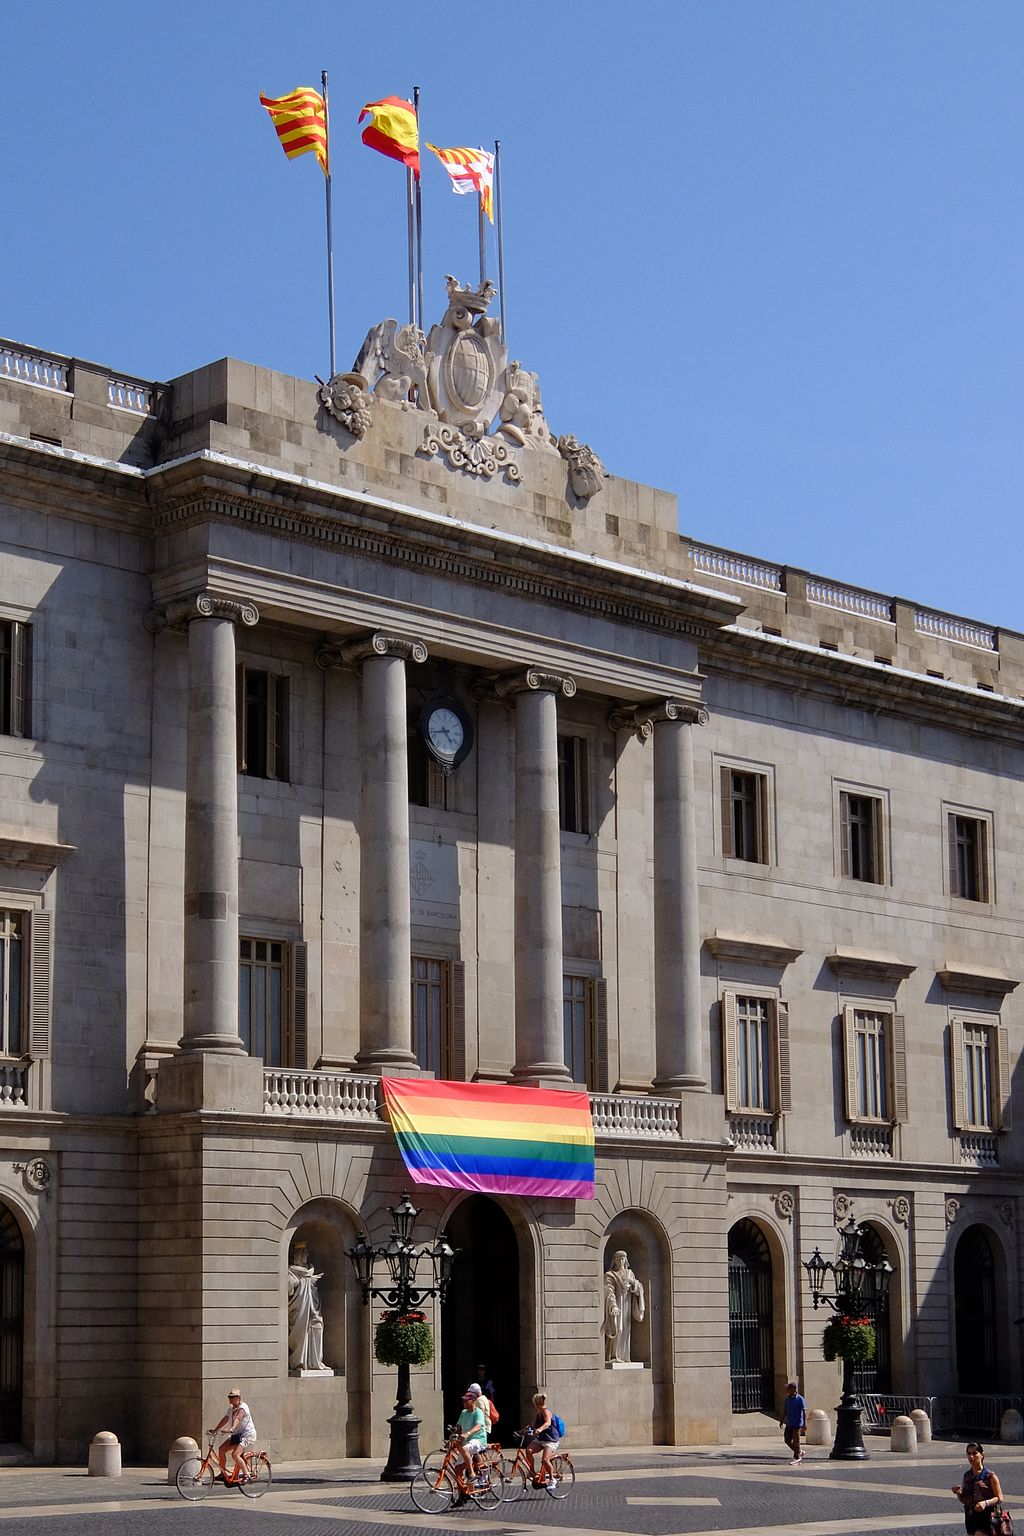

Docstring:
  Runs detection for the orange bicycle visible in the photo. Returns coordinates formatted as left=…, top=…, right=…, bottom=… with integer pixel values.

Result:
left=175, top=1430, right=272, bottom=1500
left=410, top=1430, right=505, bottom=1512
left=500, top=1428, right=575, bottom=1500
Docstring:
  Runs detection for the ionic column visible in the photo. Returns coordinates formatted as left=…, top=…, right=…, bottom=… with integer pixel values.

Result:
left=610, top=698, right=708, bottom=1090
left=491, top=668, right=575, bottom=1086
left=148, top=592, right=259, bottom=1053
left=319, top=631, right=427, bottom=1072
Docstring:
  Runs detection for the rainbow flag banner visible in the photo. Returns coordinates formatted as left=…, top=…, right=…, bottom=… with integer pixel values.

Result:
left=382, top=1078, right=595, bottom=1200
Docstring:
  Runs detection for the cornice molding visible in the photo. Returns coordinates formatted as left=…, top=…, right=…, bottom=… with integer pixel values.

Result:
left=938, top=965, right=1019, bottom=999
left=705, top=932, right=802, bottom=968
left=0, top=827, right=75, bottom=869
left=826, top=948, right=916, bottom=984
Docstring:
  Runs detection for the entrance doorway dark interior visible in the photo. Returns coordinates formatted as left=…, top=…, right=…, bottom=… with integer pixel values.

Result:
left=441, top=1196, right=520, bottom=1429
left=0, top=1202, right=24, bottom=1444
left=955, top=1225, right=997, bottom=1393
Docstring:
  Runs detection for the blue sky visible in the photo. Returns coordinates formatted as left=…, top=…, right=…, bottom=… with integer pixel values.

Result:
left=3, top=1, right=1021, bottom=631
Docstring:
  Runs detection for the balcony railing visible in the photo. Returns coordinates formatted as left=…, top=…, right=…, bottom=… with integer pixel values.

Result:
left=1, top=343, right=68, bottom=393
left=0, top=1060, right=30, bottom=1108
left=729, top=1113, right=777, bottom=1152
left=263, top=1069, right=381, bottom=1121
left=959, top=1132, right=999, bottom=1168
left=850, top=1122, right=894, bottom=1159
left=915, top=609, right=996, bottom=651
left=807, top=579, right=893, bottom=623
left=590, top=1093, right=682, bottom=1140
left=691, top=546, right=783, bottom=591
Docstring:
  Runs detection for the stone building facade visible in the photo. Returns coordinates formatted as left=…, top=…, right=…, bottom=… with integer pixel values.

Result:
left=0, top=299, right=1021, bottom=1462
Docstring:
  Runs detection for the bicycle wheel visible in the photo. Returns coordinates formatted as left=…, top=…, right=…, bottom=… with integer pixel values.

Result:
left=238, top=1453, right=272, bottom=1498
left=500, top=1462, right=529, bottom=1502
left=544, top=1454, right=574, bottom=1498
left=175, top=1457, right=214, bottom=1500
left=420, top=1448, right=448, bottom=1483
left=410, top=1466, right=455, bottom=1514
left=470, top=1463, right=504, bottom=1509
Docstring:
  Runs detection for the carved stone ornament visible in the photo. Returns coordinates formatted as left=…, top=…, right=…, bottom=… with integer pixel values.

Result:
left=945, top=1197, right=962, bottom=1228
left=888, top=1195, right=911, bottom=1227
left=833, top=1193, right=853, bottom=1223
left=145, top=592, right=259, bottom=634
left=488, top=667, right=577, bottom=703
left=497, top=360, right=557, bottom=451
left=317, top=372, right=373, bottom=439
left=557, top=433, right=606, bottom=501
left=14, top=1157, right=53, bottom=1198
left=421, top=421, right=522, bottom=485
left=316, top=631, right=428, bottom=671
left=773, top=1191, right=795, bottom=1222
left=608, top=698, right=709, bottom=739
left=999, top=1200, right=1015, bottom=1229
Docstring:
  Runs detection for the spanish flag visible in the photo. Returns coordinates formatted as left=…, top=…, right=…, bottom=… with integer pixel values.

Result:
left=359, top=95, right=420, bottom=178
left=427, top=145, right=494, bottom=222
left=260, top=86, right=328, bottom=175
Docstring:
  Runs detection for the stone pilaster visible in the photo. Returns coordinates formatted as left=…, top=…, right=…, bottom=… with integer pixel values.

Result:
left=490, top=667, right=576, bottom=1087
left=610, top=698, right=709, bottom=1091
left=318, top=632, right=427, bottom=1073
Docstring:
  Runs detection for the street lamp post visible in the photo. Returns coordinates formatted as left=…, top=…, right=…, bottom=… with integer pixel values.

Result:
left=347, top=1193, right=456, bottom=1482
left=802, top=1216, right=893, bottom=1461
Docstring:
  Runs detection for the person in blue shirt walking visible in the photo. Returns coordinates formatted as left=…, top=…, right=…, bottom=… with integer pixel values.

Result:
left=780, top=1381, right=807, bottom=1463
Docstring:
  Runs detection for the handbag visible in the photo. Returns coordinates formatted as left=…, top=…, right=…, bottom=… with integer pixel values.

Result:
left=991, top=1508, right=1012, bottom=1536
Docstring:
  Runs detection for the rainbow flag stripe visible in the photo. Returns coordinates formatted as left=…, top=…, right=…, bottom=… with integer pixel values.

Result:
left=382, top=1079, right=595, bottom=1200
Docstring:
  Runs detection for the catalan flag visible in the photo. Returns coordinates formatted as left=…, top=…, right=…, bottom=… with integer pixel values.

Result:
left=426, top=144, right=494, bottom=222
left=259, top=86, right=329, bottom=175
left=359, top=95, right=420, bottom=178
left=382, top=1078, right=595, bottom=1200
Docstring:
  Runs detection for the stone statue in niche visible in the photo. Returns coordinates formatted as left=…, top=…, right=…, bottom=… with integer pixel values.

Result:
left=287, top=1240, right=332, bottom=1375
left=602, top=1249, right=646, bottom=1365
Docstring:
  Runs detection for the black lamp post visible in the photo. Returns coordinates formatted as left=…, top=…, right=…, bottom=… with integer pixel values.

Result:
left=802, top=1216, right=893, bottom=1461
left=347, top=1193, right=456, bottom=1482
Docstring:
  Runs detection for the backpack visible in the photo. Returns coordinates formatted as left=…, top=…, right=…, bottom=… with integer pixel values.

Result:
left=550, top=1413, right=566, bottom=1438
left=487, top=1399, right=499, bottom=1426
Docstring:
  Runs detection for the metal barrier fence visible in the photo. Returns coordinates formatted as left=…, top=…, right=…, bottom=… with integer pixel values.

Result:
left=862, top=1394, right=1024, bottom=1436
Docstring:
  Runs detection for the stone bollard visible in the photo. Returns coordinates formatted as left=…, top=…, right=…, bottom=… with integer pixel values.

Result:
left=88, top=1431, right=122, bottom=1477
left=911, top=1408, right=932, bottom=1444
left=806, top=1409, right=831, bottom=1445
left=890, top=1415, right=917, bottom=1452
left=168, top=1435, right=200, bottom=1484
left=1000, top=1409, right=1024, bottom=1444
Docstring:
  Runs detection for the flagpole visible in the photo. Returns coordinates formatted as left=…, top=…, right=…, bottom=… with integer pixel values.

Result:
left=495, top=139, right=507, bottom=345
left=322, top=71, right=337, bottom=376
left=478, top=196, right=487, bottom=286
left=406, top=168, right=416, bottom=327
left=413, top=85, right=424, bottom=330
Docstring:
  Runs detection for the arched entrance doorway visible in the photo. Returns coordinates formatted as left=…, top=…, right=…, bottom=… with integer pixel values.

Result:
left=955, top=1226, right=997, bottom=1393
left=441, top=1196, right=519, bottom=1428
left=728, top=1219, right=774, bottom=1413
left=852, top=1224, right=892, bottom=1397
left=0, top=1201, right=24, bottom=1443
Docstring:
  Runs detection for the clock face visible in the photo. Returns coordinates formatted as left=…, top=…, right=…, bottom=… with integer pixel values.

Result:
left=426, top=706, right=465, bottom=756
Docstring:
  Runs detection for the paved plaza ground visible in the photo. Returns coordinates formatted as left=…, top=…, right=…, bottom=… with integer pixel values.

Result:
left=1, top=1437, right=1021, bottom=1536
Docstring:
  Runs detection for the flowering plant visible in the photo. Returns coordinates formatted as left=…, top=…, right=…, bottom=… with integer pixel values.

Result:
left=821, top=1314, right=876, bottom=1365
left=374, top=1308, right=435, bottom=1367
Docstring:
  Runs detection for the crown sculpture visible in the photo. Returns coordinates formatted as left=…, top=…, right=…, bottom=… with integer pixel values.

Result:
left=317, top=276, right=605, bottom=501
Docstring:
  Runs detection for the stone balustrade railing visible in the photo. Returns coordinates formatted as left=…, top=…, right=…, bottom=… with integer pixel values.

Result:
left=1, top=343, right=68, bottom=393
left=589, top=1093, right=682, bottom=1139
left=850, top=1122, right=894, bottom=1159
left=690, top=545, right=783, bottom=591
left=806, top=579, right=893, bottom=623
left=263, top=1069, right=382, bottom=1120
left=0, top=1060, right=30, bottom=1108
left=915, top=609, right=996, bottom=651
left=107, top=378, right=154, bottom=414
left=728, top=1114, right=777, bottom=1152
left=959, top=1132, right=999, bottom=1168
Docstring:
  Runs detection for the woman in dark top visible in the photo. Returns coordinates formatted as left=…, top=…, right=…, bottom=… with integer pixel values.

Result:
left=952, top=1443, right=1004, bottom=1534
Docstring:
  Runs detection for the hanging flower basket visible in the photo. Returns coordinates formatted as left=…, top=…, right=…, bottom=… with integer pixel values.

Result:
left=822, top=1314, right=876, bottom=1364
left=374, top=1309, right=435, bottom=1367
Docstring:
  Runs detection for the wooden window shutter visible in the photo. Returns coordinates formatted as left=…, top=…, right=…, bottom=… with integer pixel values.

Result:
left=28, top=908, right=53, bottom=1058
left=947, top=813, right=959, bottom=896
left=949, top=1019, right=967, bottom=1131
left=720, top=766, right=733, bottom=857
left=839, top=793, right=852, bottom=878
left=996, top=1024, right=1012, bottom=1131
left=979, top=821, right=990, bottom=903
left=10, top=623, right=30, bottom=738
left=450, top=961, right=466, bottom=1081
left=290, top=941, right=308, bottom=1069
left=757, top=774, right=769, bottom=864
left=775, top=999, right=792, bottom=1113
left=872, top=800, right=885, bottom=884
left=274, top=674, right=290, bottom=783
left=592, top=976, right=609, bottom=1093
left=842, top=1005, right=858, bottom=1121
left=890, top=1013, right=908, bottom=1123
left=721, top=994, right=738, bottom=1111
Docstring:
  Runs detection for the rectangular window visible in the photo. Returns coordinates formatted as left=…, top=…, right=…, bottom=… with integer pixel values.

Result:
left=839, top=791, right=884, bottom=883
left=0, top=621, right=31, bottom=738
left=557, top=735, right=589, bottom=834
left=563, top=974, right=592, bottom=1088
left=842, top=1006, right=907, bottom=1124
left=949, top=813, right=990, bottom=902
left=239, top=936, right=286, bottom=1065
left=412, top=956, right=450, bottom=1077
left=0, top=910, right=24, bottom=1055
left=237, top=667, right=289, bottom=781
left=951, top=1018, right=1010, bottom=1132
left=721, top=993, right=791, bottom=1114
left=408, top=729, right=453, bottom=810
left=721, top=768, right=769, bottom=863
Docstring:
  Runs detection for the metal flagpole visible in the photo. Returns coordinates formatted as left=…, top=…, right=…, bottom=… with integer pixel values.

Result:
left=413, top=86, right=424, bottom=330
left=406, top=168, right=416, bottom=327
left=478, top=194, right=487, bottom=286
left=322, top=71, right=337, bottom=376
left=494, top=139, right=507, bottom=345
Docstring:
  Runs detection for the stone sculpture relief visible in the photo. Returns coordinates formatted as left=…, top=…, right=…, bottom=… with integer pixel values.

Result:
left=287, top=1241, right=331, bottom=1375
left=602, top=1249, right=646, bottom=1365
left=317, top=276, right=603, bottom=495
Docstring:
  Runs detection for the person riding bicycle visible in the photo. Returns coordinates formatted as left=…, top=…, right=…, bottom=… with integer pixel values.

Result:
left=209, top=1389, right=257, bottom=1483
left=524, top=1390, right=560, bottom=1487
left=455, top=1389, right=488, bottom=1484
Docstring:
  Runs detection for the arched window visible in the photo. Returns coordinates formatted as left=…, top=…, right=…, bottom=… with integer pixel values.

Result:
left=728, top=1219, right=774, bottom=1413
left=852, top=1224, right=892, bottom=1396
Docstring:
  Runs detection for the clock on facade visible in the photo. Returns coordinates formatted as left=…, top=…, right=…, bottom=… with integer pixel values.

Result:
left=418, top=694, right=474, bottom=772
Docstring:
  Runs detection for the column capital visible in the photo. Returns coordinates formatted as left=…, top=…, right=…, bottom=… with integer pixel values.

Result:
left=475, top=666, right=577, bottom=704
left=608, top=697, right=709, bottom=739
left=145, top=591, right=259, bottom=634
left=316, top=630, right=428, bottom=671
